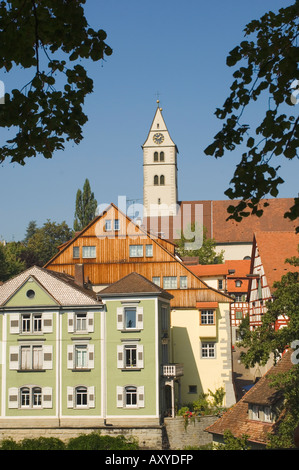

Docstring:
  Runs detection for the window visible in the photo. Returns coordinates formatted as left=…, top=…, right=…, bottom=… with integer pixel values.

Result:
left=154, top=152, right=159, bottom=162
left=21, top=387, right=30, bottom=407
left=117, top=306, right=143, bottom=331
left=114, top=219, right=120, bottom=231
left=20, top=345, right=43, bottom=370
left=160, top=175, right=165, bottom=185
left=67, top=343, right=94, bottom=370
left=154, top=175, right=159, bottom=185
left=218, top=279, right=223, bottom=290
left=21, top=386, right=42, bottom=408
left=117, top=385, right=144, bottom=409
left=125, top=386, right=138, bottom=407
left=235, top=280, right=242, bottom=287
left=125, top=307, right=136, bottom=329
left=105, top=219, right=112, bottom=231
left=125, top=345, right=137, bottom=368
left=163, top=276, right=177, bottom=289
left=117, top=344, right=143, bottom=369
left=200, top=310, right=215, bottom=325
left=75, top=345, right=88, bottom=369
left=21, top=313, right=42, bottom=333
left=26, top=289, right=35, bottom=299
left=235, top=311, right=243, bottom=320
left=73, top=246, right=80, bottom=258
left=160, top=151, right=164, bottom=161
left=152, top=277, right=160, bottom=287
left=32, top=387, right=42, bottom=407
left=201, top=342, right=216, bottom=358
left=76, top=386, right=88, bottom=407
left=189, top=385, right=197, bottom=394
left=76, top=313, right=87, bottom=331
left=68, top=312, right=94, bottom=333
left=129, top=245, right=143, bottom=257
left=146, top=244, right=153, bottom=257
left=82, top=246, right=96, bottom=258
left=180, top=276, right=187, bottom=289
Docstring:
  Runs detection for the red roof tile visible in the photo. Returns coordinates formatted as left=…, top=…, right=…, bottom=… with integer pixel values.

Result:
left=206, top=349, right=294, bottom=445
left=254, top=231, right=299, bottom=290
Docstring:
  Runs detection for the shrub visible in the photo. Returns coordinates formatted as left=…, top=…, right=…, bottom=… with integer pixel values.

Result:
left=66, top=432, right=139, bottom=450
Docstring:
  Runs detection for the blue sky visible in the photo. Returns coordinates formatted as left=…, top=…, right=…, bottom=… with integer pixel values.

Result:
left=0, top=0, right=298, bottom=241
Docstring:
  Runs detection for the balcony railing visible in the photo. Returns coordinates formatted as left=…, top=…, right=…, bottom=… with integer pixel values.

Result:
left=162, top=363, right=184, bottom=377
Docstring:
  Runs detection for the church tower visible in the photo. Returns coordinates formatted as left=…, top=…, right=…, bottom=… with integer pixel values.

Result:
left=142, top=102, right=178, bottom=217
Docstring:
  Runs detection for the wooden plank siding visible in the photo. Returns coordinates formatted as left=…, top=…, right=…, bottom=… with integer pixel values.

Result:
left=45, top=204, right=232, bottom=308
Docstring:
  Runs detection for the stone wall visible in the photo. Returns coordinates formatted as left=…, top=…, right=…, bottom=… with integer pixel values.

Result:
left=0, top=416, right=219, bottom=450
left=163, top=416, right=218, bottom=450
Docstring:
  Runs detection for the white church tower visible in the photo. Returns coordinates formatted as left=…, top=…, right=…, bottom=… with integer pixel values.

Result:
left=142, top=101, right=178, bottom=217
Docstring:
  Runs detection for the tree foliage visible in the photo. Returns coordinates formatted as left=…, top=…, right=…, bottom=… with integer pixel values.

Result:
left=238, top=252, right=299, bottom=448
left=205, top=1, right=299, bottom=231
left=73, top=178, right=97, bottom=231
left=0, top=0, right=112, bottom=164
left=177, top=224, right=224, bottom=264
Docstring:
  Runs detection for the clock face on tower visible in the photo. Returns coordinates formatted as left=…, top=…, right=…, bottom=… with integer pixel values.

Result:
left=153, top=133, right=164, bottom=145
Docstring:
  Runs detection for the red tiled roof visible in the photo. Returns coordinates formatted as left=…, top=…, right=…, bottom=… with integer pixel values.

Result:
left=254, top=231, right=299, bottom=290
left=143, top=198, right=297, bottom=244
left=206, top=349, right=294, bottom=446
left=188, top=260, right=251, bottom=292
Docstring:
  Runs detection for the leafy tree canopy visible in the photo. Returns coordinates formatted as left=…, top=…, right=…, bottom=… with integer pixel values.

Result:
left=205, top=1, right=299, bottom=231
left=0, top=0, right=112, bottom=165
left=177, top=224, right=224, bottom=264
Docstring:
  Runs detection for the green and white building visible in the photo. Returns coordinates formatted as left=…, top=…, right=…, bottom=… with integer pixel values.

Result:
left=0, top=266, right=178, bottom=429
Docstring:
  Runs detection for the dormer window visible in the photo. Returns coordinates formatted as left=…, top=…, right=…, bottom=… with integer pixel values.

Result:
left=248, top=404, right=275, bottom=423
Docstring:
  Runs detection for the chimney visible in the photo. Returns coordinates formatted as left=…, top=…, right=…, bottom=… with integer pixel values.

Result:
left=74, top=264, right=85, bottom=287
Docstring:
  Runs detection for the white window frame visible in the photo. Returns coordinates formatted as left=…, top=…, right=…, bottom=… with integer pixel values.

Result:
left=114, top=219, right=120, bottom=231
left=200, top=310, right=215, bottom=325
left=116, top=385, right=145, bottom=409
left=9, top=386, right=52, bottom=409
left=105, top=219, right=112, bottom=231
left=82, top=246, right=96, bottom=258
left=117, top=344, right=144, bottom=369
left=67, top=343, right=94, bottom=370
left=73, top=246, right=80, bottom=258
left=129, top=245, right=143, bottom=258
left=67, top=385, right=95, bottom=409
left=163, top=276, right=177, bottom=289
left=145, top=244, right=153, bottom=257
left=201, top=342, right=216, bottom=358
left=180, top=276, right=188, bottom=289
left=152, top=277, right=160, bottom=287
left=117, top=306, right=143, bottom=331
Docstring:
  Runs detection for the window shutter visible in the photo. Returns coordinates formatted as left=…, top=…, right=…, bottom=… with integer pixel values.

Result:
left=137, top=344, right=144, bottom=368
left=88, top=386, right=95, bottom=408
left=8, top=387, right=19, bottom=409
left=87, top=312, right=94, bottom=333
left=138, top=386, right=145, bottom=408
left=116, top=386, right=123, bottom=408
left=88, top=344, right=94, bottom=369
left=43, top=345, right=53, bottom=370
left=42, top=387, right=52, bottom=408
left=68, top=312, right=74, bottom=333
left=67, top=345, right=74, bottom=369
left=67, top=386, right=74, bottom=408
left=10, top=314, right=20, bottom=334
left=117, top=307, right=123, bottom=330
left=117, top=345, right=124, bottom=369
left=42, top=312, right=53, bottom=333
left=9, top=346, right=19, bottom=370
left=137, top=307, right=143, bottom=329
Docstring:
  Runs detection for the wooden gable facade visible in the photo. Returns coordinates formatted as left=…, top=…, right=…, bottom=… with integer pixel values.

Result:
left=45, top=204, right=232, bottom=309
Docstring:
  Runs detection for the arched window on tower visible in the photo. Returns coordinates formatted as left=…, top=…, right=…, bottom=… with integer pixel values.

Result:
left=154, top=152, right=158, bottom=162
left=160, top=175, right=165, bottom=185
left=154, top=175, right=159, bottom=185
left=160, top=151, right=164, bottom=161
